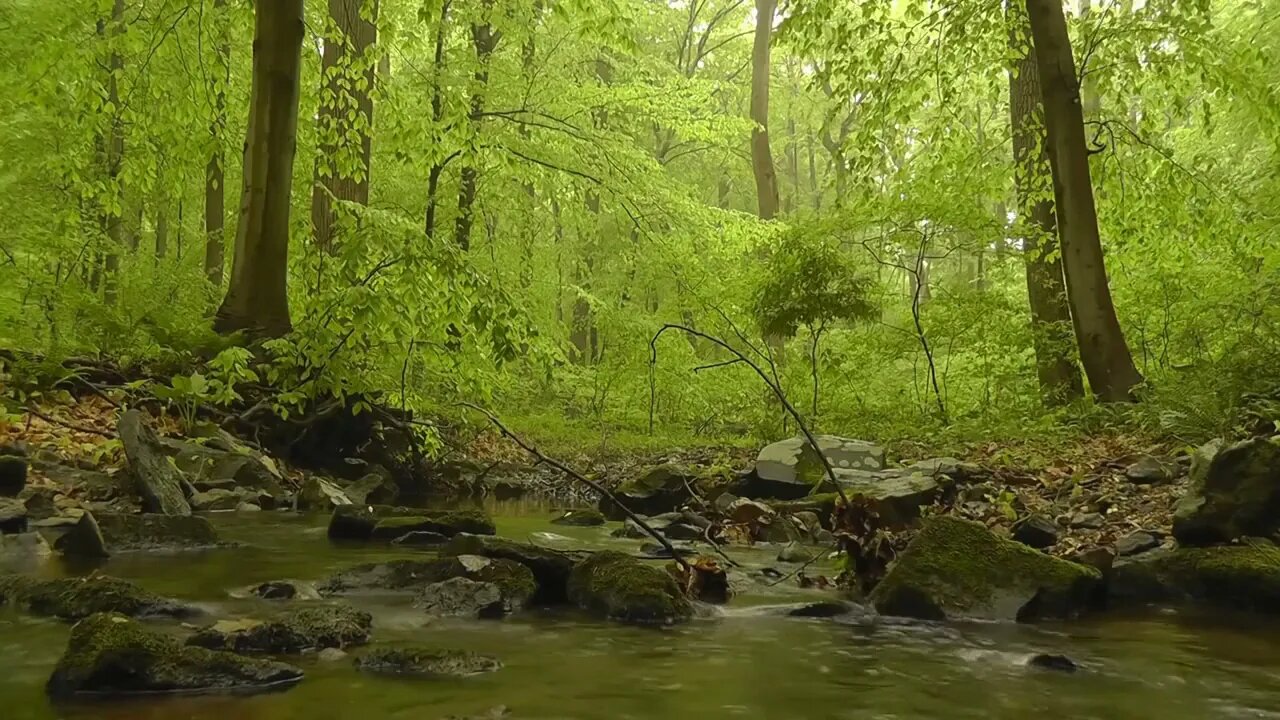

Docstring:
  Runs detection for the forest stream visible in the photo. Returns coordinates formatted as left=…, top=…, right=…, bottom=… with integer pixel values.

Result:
left=4, top=503, right=1280, bottom=720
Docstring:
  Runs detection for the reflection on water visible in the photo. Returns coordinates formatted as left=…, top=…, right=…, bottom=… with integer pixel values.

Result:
left=3, top=506, right=1280, bottom=720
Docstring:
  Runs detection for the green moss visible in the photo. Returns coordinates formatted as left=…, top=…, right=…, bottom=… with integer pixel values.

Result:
left=1174, top=438, right=1280, bottom=545
left=567, top=551, right=692, bottom=625
left=869, top=516, right=1101, bottom=621
left=0, top=573, right=198, bottom=620
left=354, top=647, right=501, bottom=677
left=362, top=510, right=496, bottom=541
left=187, top=604, right=372, bottom=655
left=1111, top=542, right=1280, bottom=612
left=442, top=533, right=574, bottom=603
left=318, top=556, right=535, bottom=607
left=47, top=613, right=303, bottom=698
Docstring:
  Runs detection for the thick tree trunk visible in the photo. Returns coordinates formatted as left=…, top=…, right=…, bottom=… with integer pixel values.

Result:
left=749, top=0, right=779, bottom=220
left=213, top=0, right=306, bottom=337
left=424, top=0, right=451, bottom=239
left=311, top=0, right=379, bottom=254
left=1025, top=0, right=1142, bottom=402
left=1008, top=5, right=1084, bottom=407
left=205, top=0, right=229, bottom=287
left=454, top=20, right=501, bottom=251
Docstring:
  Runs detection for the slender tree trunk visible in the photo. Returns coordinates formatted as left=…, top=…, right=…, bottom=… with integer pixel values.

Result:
left=155, top=162, right=169, bottom=263
left=213, top=0, right=306, bottom=337
left=570, top=58, right=611, bottom=364
left=1025, top=0, right=1142, bottom=402
left=1008, top=4, right=1084, bottom=406
left=311, top=0, right=379, bottom=253
left=424, top=0, right=451, bottom=238
left=205, top=0, right=229, bottom=287
left=749, top=0, right=779, bottom=220
left=454, top=19, right=501, bottom=251
left=807, top=130, right=819, bottom=210
left=518, top=5, right=541, bottom=290
left=99, top=0, right=125, bottom=306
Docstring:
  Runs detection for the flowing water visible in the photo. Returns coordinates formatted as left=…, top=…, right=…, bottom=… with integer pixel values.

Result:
left=3, top=504, right=1280, bottom=720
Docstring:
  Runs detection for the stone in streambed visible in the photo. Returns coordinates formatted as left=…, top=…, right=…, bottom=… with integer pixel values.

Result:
left=1027, top=653, right=1079, bottom=673
left=187, top=604, right=372, bottom=654
left=46, top=613, right=302, bottom=698
left=354, top=647, right=501, bottom=678
left=0, top=453, right=27, bottom=498
left=393, top=530, right=450, bottom=546
left=551, top=508, right=606, bottom=527
left=567, top=551, right=692, bottom=625
left=327, top=504, right=495, bottom=541
left=442, top=533, right=573, bottom=603
left=869, top=516, right=1101, bottom=622
left=190, top=488, right=243, bottom=512
left=0, top=532, right=51, bottom=567
left=597, top=464, right=700, bottom=520
left=1116, top=531, right=1161, bottom=557
left=118, top=410, right=190, bottom=516
left=345, top=472, right=399, bottom=506
left=319, top=555, right=536, bottom=609
left=0, top=498, right=28, bottom=534
left=777, top=542, right=816, bottom=564
left=53, top=511, right=109, bottom=558
left=56, top=512, right=221, bottom=556
left=1173, top=437, right=1280, bottom=546
left=297, top=476, right=352, bottom=511
left=414, top=577, right=509, bottom=618
left=1012, top=514, right=1060, bottom=550
left=0, top=573, right=199, bottom=620
left=1109, top=542, right=1280, bottom=612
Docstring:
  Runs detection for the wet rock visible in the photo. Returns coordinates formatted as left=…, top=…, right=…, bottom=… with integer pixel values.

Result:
left=345, top=472, right=399, bottom=507
left=327, top=503, right=377, bottom=540
left=1125, top=455, right=1173, bottom=485
left=237, top=502, right=262, bottom=513
left=188, top=604, right=372, bottom=654
left=598, top=464, right=699, bottom=520
left=118, top=410, right=191, bottom=516
left=370, top=510, right=496, bottom=540
left=251, top=581, right=304, bottom=600
left=47, top=613, right=303, bottom=698
left=777, top=542, right=816, bottom=564
left=662, top=522, right=704, bottom=541
left=1070, top=512, right=1106, bottom=530
left=551, top=508, right=606, bottom=527
left=0, top=574, right=199, bottom=620
left=191, top=488, right=242, bottom=512
left=393, top=530, right=450, bottom=546
left=1116, top=531, right=1161, bottom=557
left=0, top=498, right=28, bottom=534
left=790, top=511, right=824, bottom=536
left=713, top=492, right=740, bottom=514
left=1012, top=514, right=1060, bottom=549
left=748, top=436, right=885, bottom=500
left=56, top=512, right=220, bottom=555
left=414, top=578, right=508, bottom=618
left=738, top=601, right=857, bottom=618
left=567, top=551, right=692, bottom=625
left=21, top=487, right=58, bottom=520
left=1110, top=543, right=1280, bottom=612
left=1072, top=547, right=1116, bottom=575
left=317, top=647, right=348, bottom=662
left=610, top=518, right=649, bottom=539
left=488, top=477, right=531, bottom=501
left=354, top=647, right=501, bottom=678
left=758, top=516, right=800, bottom=544
left=163, top=437, right=285, bottom=499
left=637, top=542, right=698, bottom=560
left=869, top=517, right=1101, bottom=622
left=0, top=454, right=26, bottom=497
left=1027, top=653, right=1078, bottom=673
left=297, top=477, right=352, bottom=511
left=1173, top=438, right=1280, bottom=546
left=0, top=532, right=51, bottom=567
left=320, top=555, right=536, bottom=607
left=442, top=533, right=574, bottom=603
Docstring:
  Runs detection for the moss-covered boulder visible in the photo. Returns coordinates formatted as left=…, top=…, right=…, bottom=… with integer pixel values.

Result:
left=598, top=464, right=699, bottom=520
left=1173, top=438, right=1280, bottom=546
left=56, top=512, right=221, bottom=556
left=567, top=551, right=692, bottom=625
left=318, top=555, right=536, bottom=609
left=442, top=533, right=575, bottom=603
left=328, top=505, right=495, bottom=541
left=47, top=613, right=303, bottom=698
left=0, top=574, right=199, bottom=620
left=551, top=508, right=606, bottom=527
left=187, top=604, right=372, bottom=654
left=354, top=647, right=500, bottom=678
left=1109, top=542, right=1280, bottom=612
left=414, top=578, right=509, bottom=618
left=869, top=517, right=1101, bottom=622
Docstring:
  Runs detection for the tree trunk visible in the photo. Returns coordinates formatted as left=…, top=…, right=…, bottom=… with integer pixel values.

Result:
left=1008, top=4, right=1084, bottom=407
left=311, top=0, right=379, bottom=253
left=213, top=0, right=306, bottom=337
left=205, top=0, right=229, bottom=287
left=749, top=0, right=779, bottom=220
left=424, top=0, right=451, bottom=239
left=454, top=19, right=501, bottom=251
left=98, top=0, right=125, bottom=306
left=1025, top=0, right=1142, bottom=402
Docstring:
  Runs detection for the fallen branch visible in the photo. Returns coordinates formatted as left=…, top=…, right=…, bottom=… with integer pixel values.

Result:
left=458, top=402, right=692, bottom=573
left=22, top=407, right=115, bottom=438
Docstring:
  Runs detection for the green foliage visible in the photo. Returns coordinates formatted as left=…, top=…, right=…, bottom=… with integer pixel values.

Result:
left=751, top=230, right=877, bottom=339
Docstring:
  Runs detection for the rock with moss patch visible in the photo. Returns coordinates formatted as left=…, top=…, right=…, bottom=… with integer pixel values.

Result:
left=442, top=533, right=575, bottom=603
left=551, top=508, right=606, bottom=527
left=318, top=555, right=536, bottom=608
left=187, top=604, right=372, bottom=654
left=414, top=578, right=509, bottom=618
left=1109, top=542, right=1280, bottom=612
left=743, top=435, right=884, bottom=500
left=297, top=477, right=352, bottom=511
left=567, top=551, right=692, bottom=625
left=354, top=647, right=501, bottom=678
left=598, top=465, right=699, bottom=520
left=56, top=512, right=221, bottom=556
left=119, top=410, right=191, bottom=516
left=869, top=517, right=1101, bottom=622
left=0, top=574, right=199, bottom=620
left=162, top=436, right=286, bottom=499
left=47, top=613, right=302, bottom=698
left=328, top=505, right=495, bottom=542
left=1173, top=438, right=1280, bottom=546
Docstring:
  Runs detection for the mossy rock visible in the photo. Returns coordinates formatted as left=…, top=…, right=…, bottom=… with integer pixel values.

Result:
left=1109, top=542, right=1280, bottom=612
left=187, top=604, right=372, bottom=655
left=56, top=513, right=222, bottom=555
left=869, top=517, right=1101, bottom=622
left=567, top=551, right=692, bottom=626
left=442, top=533, right=575, bottom=603
left=551, top=508, right=606, bottom=527
left=1173, top=438, right=1280, bottom=546
left=47, top=613, right=303, bottom=698
left=329, top=505, right=495, bottom=542
left=319, top=556, right=535, bottom=609
left=354, top=647, right=501, bottom=678
left=0, top=574, right=200, bottom=621
left=597, top=464, right=699, bottom=520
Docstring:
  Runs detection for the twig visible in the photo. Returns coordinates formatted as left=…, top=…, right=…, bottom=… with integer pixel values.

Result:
left=765, top=540, right=838, bottom=587
left=22, top=407, right=115, bottom=438
left=692, top=358, right=745, bottom=373
left=458, top=402, right=691, bottom=572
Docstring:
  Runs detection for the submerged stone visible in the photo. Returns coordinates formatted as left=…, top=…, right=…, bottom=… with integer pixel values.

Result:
left=869, top=517, right=1101, bottom=622
left=1173, top=437, right=1280, bottom=546
left=0, top=574, right=199, bottom=620
left=567, top=551, right=692, bottom=625
left=187, top=604, right=372, bottom=654
left=1027, top=653, right=1079, bottom=673
left=1109, top=542, right=1280, bottom=612
left=354, top=647, right=501, bottom=678
left=47, top=613, right=302, bottom=698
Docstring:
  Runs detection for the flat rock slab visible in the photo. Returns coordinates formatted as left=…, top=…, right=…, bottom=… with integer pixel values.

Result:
left=0, top=573, right=199, bottom=620
left=56, top=512, right=222, bottom=555
left=187, top=604, right=372, bottom=655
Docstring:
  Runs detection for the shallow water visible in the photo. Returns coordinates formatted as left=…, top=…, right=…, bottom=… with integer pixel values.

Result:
left=3, top=505, right=1280, bottom=720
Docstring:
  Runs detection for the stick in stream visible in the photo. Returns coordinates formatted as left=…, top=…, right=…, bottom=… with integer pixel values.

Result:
left=458, top=402, right=693, bottom=573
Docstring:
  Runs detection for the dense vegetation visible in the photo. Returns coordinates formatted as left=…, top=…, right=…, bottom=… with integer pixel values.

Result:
left=2, top=0, right=1278, bottom=456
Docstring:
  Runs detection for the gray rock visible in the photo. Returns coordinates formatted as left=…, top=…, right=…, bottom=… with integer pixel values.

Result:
left=236, top=502, right=262, bottom=512
left=1125, top=455, right=1173, bottom=484
left=1027, top=653, right=1078, bottom=673
left=0, top=454, right=26, bottom=497
left=345, top=472, right=399, bottom=506
left=441, top=534, right=573, bottom=603
left=713, top=492, right=740, bottom=514
left=47, top=613, right=303, bottom=698
left=56, top=512, right=221, bottom=554
left=1173, top=438, right=1280, bottom=546
left=1116, top=531, right=1160, bottom=557
left=191, top=488, right=242, bottom=511
left=0, top=532, right=51, bottom=567
left=250, top=581, right=310, bottom=600
left=662, top=522, right=704, bottom=541
left=598, top=464, right=698, bottom=520
left=119, top=410, right=190, bottom=516
left=1109, top=544, right=1280, bottom=612
left=1071, top=512, right=1106, bottom=529
left=1012, top=514, right=1060, bottom=549
left=610, top=518, right=649, bottom=539
left=317, top=647, right=348, bottom=662
left=297, top=476, right=352, bottom=511
left=747, top=435, right=885, bottom=499
left=414, top=577, right=509, bottom=618
left=187, top=605, right=372, bottom=654
left=53, top=511, right=109, bottom=558
left=162, top=436, right=285, bottom=498
left=777, top=542, right=816, bottom=564
left=392, top=530, right=450, bottom=546
left=354, top=647, right=501, bottom=678
left=1072, top=546, right=1117, bottom=574
left=21, top=487, right=58, bottom=520
left=0, top=574, right=199, bottom=620
left=567, top=551, right=692, bottom=625
left=551, top=508, right=606, bottom=527
left=0, top=497, right=28, bottom=534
